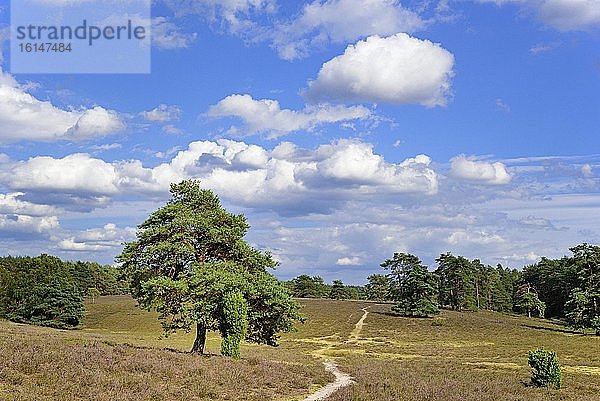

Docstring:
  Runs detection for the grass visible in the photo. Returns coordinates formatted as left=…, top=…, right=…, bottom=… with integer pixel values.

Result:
left=320, top=304, right=600, bottom=401
left=0, top=296, right=330, bottom=401
left=1, top=297, right=599, bottom=400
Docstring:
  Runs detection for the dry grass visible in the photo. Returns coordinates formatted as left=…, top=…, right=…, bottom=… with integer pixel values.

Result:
left=0, top=296, right=330, bottom=401
left=1, top=297, right=599, bottom=400
left=318, top=304, right=600, bottom=401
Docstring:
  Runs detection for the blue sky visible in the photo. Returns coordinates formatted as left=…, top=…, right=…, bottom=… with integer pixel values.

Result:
left=0, top=0, right=599, bottom=284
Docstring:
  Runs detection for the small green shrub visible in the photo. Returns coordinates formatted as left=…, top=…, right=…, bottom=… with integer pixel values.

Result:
left=528, top=348, right=562, bottom=389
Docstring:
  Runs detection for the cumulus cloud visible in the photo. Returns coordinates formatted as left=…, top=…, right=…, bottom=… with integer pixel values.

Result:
left=0, top=136, right=597, bottom=277
left=0, top=192, right=59, bottom=237
left=0, top=214, right=59, bottom=236
left=0, top=71, right=124, bottom=143
left=140, top=104, right=182, bottom=122
left=450, top=155, right=512, bottom=185
left=305, top=34, right=455, bottom=107
left=315, top=141, right=438, bottom=193
left=271, top=0, right=425, bottom=60
left=0, top=138, right=438, bottom=214
left=2, top=153, right=119, bottom=195
left=58, top=223, right=135, bottom=251
left=207, top=94, right=373, bottom=137
left=0, top=192, right=57, bottom=217
left=65, top=106, right=125, bottom=139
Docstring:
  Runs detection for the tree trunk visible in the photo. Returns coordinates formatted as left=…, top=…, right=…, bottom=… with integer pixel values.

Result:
left=191, top=322, right=207, bottom=354
left=475, top=280, right=480, bottom=309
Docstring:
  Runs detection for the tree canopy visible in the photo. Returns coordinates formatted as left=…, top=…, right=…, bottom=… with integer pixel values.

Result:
left=382, top=252, right=439, bottom=317
left=0, top=254, right=84, bottom=329
left=117, top=180, right=303, bottom=356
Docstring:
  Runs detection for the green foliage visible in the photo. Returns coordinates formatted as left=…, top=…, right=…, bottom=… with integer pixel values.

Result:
left=219, top=290, right=248, bottom=358
left=564, top=244, right=600, bottom=335
left=523, top=257, right=577, bottom=317
left=528, top=348, right=562, bottom=389
left=0, top=254, right=84, bottom=329
left=68, top=262, right=128, bottom=296
left=329, top=279, right=349, bottom=300
left=435, top=253, right=477, bottom=311
left=383, top=252, right=439, bottom=317
left=118, top=180, right=303, bottom=355
left=365, top=274, right=391, bottom=301
left=433, top=255, right=519, bottom=313
left=515, top=284, right=545, bottom=318
left=287, top=275, right=329, bottom=298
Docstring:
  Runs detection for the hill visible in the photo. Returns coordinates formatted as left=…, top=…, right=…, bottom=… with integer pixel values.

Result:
left=1, top=297, right=599, bottom=400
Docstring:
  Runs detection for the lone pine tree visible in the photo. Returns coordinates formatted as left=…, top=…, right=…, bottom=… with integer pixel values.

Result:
left=118, top=180, right=302, bottom=357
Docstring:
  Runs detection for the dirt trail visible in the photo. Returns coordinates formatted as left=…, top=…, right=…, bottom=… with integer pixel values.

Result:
left=348, top=307, right=369, bottom=342
left=299, top=307, right=370, bottom=401
left=300, top=360, right=354, bottom=401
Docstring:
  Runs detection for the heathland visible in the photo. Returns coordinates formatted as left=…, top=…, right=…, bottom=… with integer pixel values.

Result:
left=1, top=296, right=599, bottom=401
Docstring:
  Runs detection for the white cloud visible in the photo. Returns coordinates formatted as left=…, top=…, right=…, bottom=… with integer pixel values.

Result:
left=207, top=94, right=373, bottom=137
left=0, top=139, right=437, bottom=214
left=0, top=71, right=124, bottom=143
left=2, top=153, right=119, bottom=195
left=450, top=155, right=512, bottom=185
left=446, top=230, right=505, bottom=245
left=315, top=140, right=438, bottom=194
left=538, top=0, right=600, bottom=31
left=0, top=214, right=59, bottom=235
left=58, top=223, right=136, bottom=251
left=478, top=0, right=600, bottom=31
left=501, top=252, right=542, bottom=263
left=336, top=256, right=362, bottom=265
left=0, top=136, right=598, bottom=279
left=0, top=192, right=57, bottom=216
left=140, top=104, right=182, bottom=122
left=90, top=143, right=122, bottom=151
left=271, top=0, right=425, bottom=60
left=305, top=34, right=455, bottom=107
left=152, top=17, right=198, bottom=49
left=0, top=192, right=60, bottom=237
left=65, top=106, right=125, bottom=140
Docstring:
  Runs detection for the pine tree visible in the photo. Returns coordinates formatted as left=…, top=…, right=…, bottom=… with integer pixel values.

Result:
left=382, top=252, right=439, bottom=317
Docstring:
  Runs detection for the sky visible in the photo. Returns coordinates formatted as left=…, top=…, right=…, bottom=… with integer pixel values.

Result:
left=0, top=0, right=599, bottom=284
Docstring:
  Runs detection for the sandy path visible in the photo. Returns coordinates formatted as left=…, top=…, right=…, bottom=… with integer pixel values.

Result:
left=300, top=360, right=354, bottom=401
left=299, top=307, right=370, bottom=401
left=348, top=307, right=369, bottom=342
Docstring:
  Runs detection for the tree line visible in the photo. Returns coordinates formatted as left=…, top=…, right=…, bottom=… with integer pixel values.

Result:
left=0, top=254, right=127, bottom=329
left=286, top=243, right=600, bottom=334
